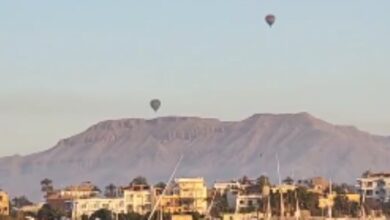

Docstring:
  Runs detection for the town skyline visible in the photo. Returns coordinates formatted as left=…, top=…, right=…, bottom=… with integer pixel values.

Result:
left=2, top=0, right=390, bottom=156
left=2, top=171, right=390, bottom=219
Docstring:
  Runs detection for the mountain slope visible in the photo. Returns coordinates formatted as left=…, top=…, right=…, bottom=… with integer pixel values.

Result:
left=1, top=112, right=389, bottom=200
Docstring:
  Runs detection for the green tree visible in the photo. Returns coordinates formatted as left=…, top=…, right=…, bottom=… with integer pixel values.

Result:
left=296, top=187, right=321, bottom=216
left=123, top=212, right=143, bottom=220
left=89, top=209, right=113, bottom=220
left=40, top=178, right=54, bottom=197
left=382, top=202, right=390, bottom=217
left=130, top=176, right=148, bottom=186
left=210, top=192, right=232, bottom=216
left=104, top=183, right=118, bottom=198
left=239, top=176, right=251, bottom=184
left=256, top=175, right=271, bottom=187
left=154, top=182, right=167, bottom=190
left=190, top=212, right=202, bottom=220
left=333, top=195, right=360, bottom=217
left=12, top=196, right=33, bottom=208
left=37, top=204, right=62, bottom=220
left=282, top=177, right=294, bottom=185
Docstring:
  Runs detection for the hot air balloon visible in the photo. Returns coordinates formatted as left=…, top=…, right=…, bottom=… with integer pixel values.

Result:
left=150, top=99, right=161, bottom=112
left=265, top=14, right=275, bottom=27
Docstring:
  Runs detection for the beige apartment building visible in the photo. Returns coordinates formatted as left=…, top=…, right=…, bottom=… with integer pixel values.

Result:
left=175, top=177, right=208, bottom=214
left=0, top=190, right=10, bottom=216
left=123, top=184, right=153, bottom=215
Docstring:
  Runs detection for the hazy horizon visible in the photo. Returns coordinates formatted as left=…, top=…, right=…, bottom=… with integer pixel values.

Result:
left=1, top=0, right=390, bottom=156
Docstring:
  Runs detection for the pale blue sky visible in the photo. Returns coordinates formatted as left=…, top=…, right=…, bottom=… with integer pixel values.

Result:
left=1, top=0, right=390, bottom=156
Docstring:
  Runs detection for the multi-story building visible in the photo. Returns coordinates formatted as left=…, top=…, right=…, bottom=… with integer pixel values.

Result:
left=46, top=181, right=101, bottom=214
left=158, top=194, right=182, bottom=213
left=154, top=178, right=208, bottom=215
left=71, top=184, right=153, bottom=219
left=305, top=177, right=330, bottom=194
left=175, top=178, right=208, bottom=214
left=123, top=184, right=153, bottom=215
left=213, top=181, right=241, bottom=195
left=226, top=192, right=262, bottom=213
left=271, top=184, right=296, bottom=194
left=0, top=190, right=10, bottom=216
left=72, top=197, right=125, bottom=220
left=357, top=172, right=390, bottom=203
left=57, top=181, right=101, bottom=199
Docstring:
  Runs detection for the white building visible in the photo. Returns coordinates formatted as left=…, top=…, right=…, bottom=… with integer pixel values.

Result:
left=213, top=181, right=241, bottom=194
left=71, top=184, right=153, bottom=219
left=270, top=184, right=297, bottom=194
left=226, top=191, right=262, bottom=213
left=72, top=197, right=125, bottom=220
left=123, top=184, right=153, bottom=215
left=357, top=172, right=390, bottom=203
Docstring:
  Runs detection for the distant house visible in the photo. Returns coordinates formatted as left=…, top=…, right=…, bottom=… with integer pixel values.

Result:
left=213, top=181, right=241, bottom=195
left=46, top=181, right=101, bottom=214
left=71, top=197, right=125, bottom=220
left=270, top=184, right=296, bottom=194
left=224, top=181, right=262, bottom=213
left=175, top=178, right=208, bottom=214
left=155, top=177, right=208, bottom=215
left=298, top=176, right=330, bottom=194
left=0, top=190, right=10, bottom=216
left=226, top=192, right=262, bottom=213
left=357, top=172, right=390, bottom=203
left=122, top=184, right=153, bottom=215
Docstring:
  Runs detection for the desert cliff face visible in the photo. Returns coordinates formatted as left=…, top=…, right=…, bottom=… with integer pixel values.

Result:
left=1, top=112, right=389, bottom=200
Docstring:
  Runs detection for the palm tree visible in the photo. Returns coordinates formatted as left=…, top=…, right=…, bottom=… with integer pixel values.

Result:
left=40, top=178, right=54, bottom=197
left=283, top=177, right=294, bottom=185
left=257, top=175, right=271, bottom=189
left=104, top=183, right=117, bottom=198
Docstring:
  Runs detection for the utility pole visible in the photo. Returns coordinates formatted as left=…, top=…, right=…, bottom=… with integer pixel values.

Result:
left=276, top=154, right=284, bottom=219
left=327, top=179, right=332, bottom=219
